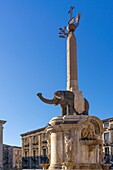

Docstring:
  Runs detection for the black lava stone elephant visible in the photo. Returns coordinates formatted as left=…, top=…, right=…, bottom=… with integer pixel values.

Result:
left=37, top=90, right=76, bottom=116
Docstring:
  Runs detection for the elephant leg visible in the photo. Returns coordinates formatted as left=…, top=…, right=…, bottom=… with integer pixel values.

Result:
left=67, top=105, right=75, bottom=115
left=61, top=105, right=67, bottom=116
left=67, top=105, right=70, bottom=115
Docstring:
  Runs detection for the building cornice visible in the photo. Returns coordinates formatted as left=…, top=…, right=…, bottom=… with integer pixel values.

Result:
left=20, top=126, right=46, bottom=137
left=102, top=117, right=113, bottom=123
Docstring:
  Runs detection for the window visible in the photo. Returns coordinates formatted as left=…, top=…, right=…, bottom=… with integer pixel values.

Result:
left=33, top=150, right=36, bottom=157
left=105, top=147, right=109, bottom=156
left=104, top=132, right=109, bottom=143
left=104, top=122, right=109, bottom=128
left=17, top=150, right=19, bottom=155
left=25, top=138, right=28, bottom=143
left=43, top=133, right=46, bottom=139
left=43, top=149, right=46, bottom=157
left=33, top=136, right=36, bottom=140
left=37, top=148, right=38, bottom=155
left=110, top=124, right=113, bottom=128
left=25, top=151, right=27, bottom=157
left=33, top=135, right=38, bottom=144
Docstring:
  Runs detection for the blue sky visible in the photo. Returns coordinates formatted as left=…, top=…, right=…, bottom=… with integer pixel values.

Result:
left=0, top=0, right=113, bottom=146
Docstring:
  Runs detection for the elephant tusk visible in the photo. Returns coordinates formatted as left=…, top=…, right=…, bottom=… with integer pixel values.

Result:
left=54, top=94, right=62, bottom=100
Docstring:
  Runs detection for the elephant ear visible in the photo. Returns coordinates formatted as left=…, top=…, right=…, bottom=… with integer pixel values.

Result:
left=65, top=91, right=74, bottom=99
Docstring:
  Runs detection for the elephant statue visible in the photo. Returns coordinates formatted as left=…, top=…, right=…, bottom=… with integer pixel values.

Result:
left=37, top=90, right=76, bottom=116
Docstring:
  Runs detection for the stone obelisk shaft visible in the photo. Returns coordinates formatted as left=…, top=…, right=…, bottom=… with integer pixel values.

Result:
left=67, top=31, right=78, bottom=91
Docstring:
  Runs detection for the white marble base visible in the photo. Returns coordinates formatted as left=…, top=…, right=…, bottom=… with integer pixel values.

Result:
left=46, top=115, right=103, bottom=170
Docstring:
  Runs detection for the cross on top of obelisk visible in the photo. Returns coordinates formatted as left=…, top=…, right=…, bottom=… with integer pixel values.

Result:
left=59, top=6, right=80, bottom=37
left=68, top=6, right=74, bottom=20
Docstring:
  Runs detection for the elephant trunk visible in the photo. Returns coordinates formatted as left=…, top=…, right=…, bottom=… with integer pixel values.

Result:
left=37, top=93, right=55, bottom=104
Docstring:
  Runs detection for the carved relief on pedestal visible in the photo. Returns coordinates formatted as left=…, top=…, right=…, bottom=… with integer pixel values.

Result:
left=79, top=116, right=103, bottom=148
left=64, top=132, right=73, bottom=163
left=80, top=123, right=101, bottom=150
left=81, top=123, right=96, bottom=140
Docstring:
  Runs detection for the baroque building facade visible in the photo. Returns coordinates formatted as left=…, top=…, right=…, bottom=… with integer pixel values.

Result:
left=21, top=127, right=49, bottom=169
left=102, top=117, right=113, bottom=161
left=3, top=144, right=22, bottom=170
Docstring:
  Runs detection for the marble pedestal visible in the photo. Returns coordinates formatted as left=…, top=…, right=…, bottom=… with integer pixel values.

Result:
left=46, top=115, right=104, bottom=170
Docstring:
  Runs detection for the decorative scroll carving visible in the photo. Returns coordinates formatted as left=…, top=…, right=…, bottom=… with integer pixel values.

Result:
left=90, top=119, right=100, bottom=135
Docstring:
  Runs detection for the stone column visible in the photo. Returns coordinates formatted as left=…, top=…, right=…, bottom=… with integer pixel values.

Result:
left=51, top=132, right=58, bottom=165
left=48, top=130, right=63, bottom=169
left=67, top=31, right=78, bottom=92
left=0, top=120, right=6, bottom=170
left=46, top=117, right=64, bottom=170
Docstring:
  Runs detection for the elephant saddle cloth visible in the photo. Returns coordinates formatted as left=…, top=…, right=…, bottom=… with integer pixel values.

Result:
left=74, top=91, right=85, bottom=114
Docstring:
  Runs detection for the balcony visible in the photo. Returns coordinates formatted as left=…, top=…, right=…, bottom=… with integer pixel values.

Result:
left=24, top=143, right=29, bottom=147
left=31, top=156, right=37, bottom=161
left=42, top=140, right=47, bottom=144
left=32, top=141, right=38, bottom=145
left=23, top=157, right=29, bottom=162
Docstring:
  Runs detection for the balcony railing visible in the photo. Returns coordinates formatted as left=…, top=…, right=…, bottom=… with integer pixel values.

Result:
left=32, top=141, right=38, bottom=145
left=24, top=143, right=29, bottom=147
left=104, top=139, right=110, bottom=145
left=42, top=140, right=47, bottom=144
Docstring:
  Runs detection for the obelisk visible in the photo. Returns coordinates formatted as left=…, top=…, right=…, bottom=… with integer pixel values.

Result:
left=64, top=7, right=86, bottom=114
left=67, top=7, right=80, bottom=92
left=67, top=24, right=78, bottom=91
